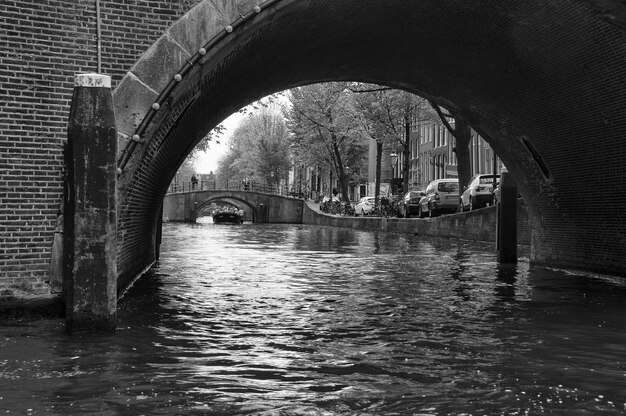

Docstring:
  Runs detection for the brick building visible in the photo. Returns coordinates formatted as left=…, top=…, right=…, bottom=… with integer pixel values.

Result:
left=407, top=122, right=503, bottom=191
left=367, top=118, right=504, bottom=198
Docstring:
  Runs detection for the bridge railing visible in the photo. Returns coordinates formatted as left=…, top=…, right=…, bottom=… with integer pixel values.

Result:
left=167, top=180, right=303, bottom=198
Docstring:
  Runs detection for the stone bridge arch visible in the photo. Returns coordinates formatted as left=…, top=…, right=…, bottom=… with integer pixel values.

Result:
left=195, top=195, right=259, bottom=223
left=162, top=190, right=303, bottom=224
left=113, top=0, right=626, bottom=288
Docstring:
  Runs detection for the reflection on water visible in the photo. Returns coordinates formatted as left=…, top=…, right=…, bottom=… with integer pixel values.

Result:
left=2, top=222, right=626, bottom=415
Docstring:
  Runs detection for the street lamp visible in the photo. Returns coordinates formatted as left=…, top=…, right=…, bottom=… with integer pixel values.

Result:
left=300, top=170, right=304, bottom=198
left=390, top=151, right=398, bottom=195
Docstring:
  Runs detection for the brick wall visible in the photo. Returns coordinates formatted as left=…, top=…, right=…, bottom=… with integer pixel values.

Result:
left=0, top=0, right=200, bottom=298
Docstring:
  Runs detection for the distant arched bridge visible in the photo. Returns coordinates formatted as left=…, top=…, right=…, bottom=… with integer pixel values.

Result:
left=163, top=187, right=304, bottom=224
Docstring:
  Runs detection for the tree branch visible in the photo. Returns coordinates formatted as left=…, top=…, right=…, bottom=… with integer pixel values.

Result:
left=429, top=100, right=455, bottom=136
left=348, top=86, right=393, bottom=94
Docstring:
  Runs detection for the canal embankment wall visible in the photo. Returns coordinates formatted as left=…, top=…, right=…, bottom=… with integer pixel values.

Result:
left=303, top=201, right=531, bottom=246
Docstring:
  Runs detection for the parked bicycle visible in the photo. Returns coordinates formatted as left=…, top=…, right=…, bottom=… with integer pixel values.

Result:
left=370, top=196, right=392, bottom=217
left=320, top=197, right=355, bottom=216
left=388, top=195, right=399, bottom=217
left=329, top=199, right=343, bottom=215
left=339, top=201, right=355, bottom=216
left=319, top=196, right=332, bottom=213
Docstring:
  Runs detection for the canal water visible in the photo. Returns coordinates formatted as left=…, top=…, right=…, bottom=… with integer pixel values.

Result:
left=1, top=221, right=626, bottom=415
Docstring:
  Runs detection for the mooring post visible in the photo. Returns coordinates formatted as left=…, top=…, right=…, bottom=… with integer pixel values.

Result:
left=64, top=73, right=118, bottom=333
left=496, top=171, right=517, bottom=263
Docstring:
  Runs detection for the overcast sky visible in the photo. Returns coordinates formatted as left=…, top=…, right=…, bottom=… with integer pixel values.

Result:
left=195, top=94, right=291, bottom=174
left=194, top=111, right=244, bottom=174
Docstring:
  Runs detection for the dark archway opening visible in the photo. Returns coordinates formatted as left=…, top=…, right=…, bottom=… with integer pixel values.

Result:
left=114, top=0, right=626, bottom=286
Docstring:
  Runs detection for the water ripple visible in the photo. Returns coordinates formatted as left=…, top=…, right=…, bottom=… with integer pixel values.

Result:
left=2, top=223, right=626, bottom=414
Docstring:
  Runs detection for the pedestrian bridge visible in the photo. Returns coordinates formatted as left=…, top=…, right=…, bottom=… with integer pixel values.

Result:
left=163, top=188, right=303, bottom=224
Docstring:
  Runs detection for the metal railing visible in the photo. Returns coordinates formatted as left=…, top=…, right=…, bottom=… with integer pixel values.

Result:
left=167, top=180, right=302, bottom=198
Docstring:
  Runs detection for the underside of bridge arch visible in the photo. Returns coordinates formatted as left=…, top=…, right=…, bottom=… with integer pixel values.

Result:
left=196, top=197, right=258, bottom=222
left=113, top=0, right=626, bottom=287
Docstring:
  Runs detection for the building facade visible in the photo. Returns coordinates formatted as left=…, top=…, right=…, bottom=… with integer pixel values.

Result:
left=399, top=121, right=504, bottom=192
left=292, top=119, right=504, bottom=202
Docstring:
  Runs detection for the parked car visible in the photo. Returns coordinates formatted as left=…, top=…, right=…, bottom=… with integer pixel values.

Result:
left=355, top=196, right=376, bottom=216
left=459, top=173, right=500, bottom=211
left=417, top=178, right=460, bottom=217
left=397, top=190, right=425, bottom=218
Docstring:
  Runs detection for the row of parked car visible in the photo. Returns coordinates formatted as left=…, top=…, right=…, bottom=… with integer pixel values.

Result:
left=403, top=173, right=501, bottom=217
left=354, top=173, right=501, bottom=218
left=396, top=178, right=460, bottom=218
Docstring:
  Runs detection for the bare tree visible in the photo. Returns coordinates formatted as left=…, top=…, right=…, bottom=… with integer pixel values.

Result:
left=395, top=92, right=437, bottom=193
left=350, top=85, right=436, bottom=202
left=350, top=86, right=394, bottom=204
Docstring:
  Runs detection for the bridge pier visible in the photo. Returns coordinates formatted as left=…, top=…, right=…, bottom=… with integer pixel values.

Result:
left=64, top=73, right=118, bottom=333
left=496, top=172, right=518, bottom=264
left=258, top=204, right=268, bottom=223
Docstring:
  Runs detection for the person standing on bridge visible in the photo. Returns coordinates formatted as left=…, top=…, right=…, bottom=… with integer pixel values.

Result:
left=191, top=174, right=198, bottom=190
